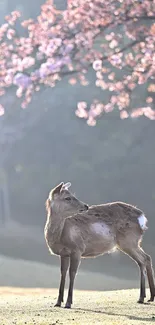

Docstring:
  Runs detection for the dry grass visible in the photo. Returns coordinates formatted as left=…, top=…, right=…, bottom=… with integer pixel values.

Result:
left=0, top=287, right=155, bottom=325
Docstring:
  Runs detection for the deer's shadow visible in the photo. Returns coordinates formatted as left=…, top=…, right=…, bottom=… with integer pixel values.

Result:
left=73, top=305, right=155, bottom=322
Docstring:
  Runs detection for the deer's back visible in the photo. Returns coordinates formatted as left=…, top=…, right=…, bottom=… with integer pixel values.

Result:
left=71, top=201, right=144, bottom=228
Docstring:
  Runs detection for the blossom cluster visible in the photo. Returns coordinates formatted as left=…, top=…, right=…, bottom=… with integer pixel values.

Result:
left=0, top=0, right=155, bottom=125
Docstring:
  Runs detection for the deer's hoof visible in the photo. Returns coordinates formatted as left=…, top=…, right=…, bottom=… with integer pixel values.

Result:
left=65, top=303, right=71, bottom=309
left=137, top=298, right=144, bottom=304
left=148, top=296, right=155, bottom=302
left=54, top=302, right=61, bottom=307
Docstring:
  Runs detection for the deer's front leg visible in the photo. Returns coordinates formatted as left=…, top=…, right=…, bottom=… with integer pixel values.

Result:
left=65, top=252, right=81, bottom=308
left=55, top=256, right=69, bottom=307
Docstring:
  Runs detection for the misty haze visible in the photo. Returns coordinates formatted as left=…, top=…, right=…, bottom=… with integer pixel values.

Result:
left=0, top=0, right=155, bottom=324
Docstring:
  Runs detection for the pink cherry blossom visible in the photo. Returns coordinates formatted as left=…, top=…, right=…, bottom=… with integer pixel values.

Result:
left=0, top=104, right=5, bottom=116
left=0, top=0, right=154, bottom=125
left=13, top=73, right=32, bottom=88
left=120, top=110, right=129, bottom=119
left=93, top=60, right=102, bottom=71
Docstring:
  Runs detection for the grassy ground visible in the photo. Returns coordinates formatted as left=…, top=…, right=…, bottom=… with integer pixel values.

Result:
left=0, top=288, right=155, bottom=325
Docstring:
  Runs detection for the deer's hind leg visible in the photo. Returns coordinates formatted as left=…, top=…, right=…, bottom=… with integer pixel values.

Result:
left=121, top=247, right=147, bottom=303
left=125, top=247, right=155, bottom=303
left=144, top=251, right=155, bottom=302
left=118, top=233, right=155, bottom=303
left=117, top=235, right=148, bottom=303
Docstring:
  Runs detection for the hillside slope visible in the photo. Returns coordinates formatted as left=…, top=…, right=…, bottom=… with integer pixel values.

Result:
left=0, top=254, right=137, bottom=290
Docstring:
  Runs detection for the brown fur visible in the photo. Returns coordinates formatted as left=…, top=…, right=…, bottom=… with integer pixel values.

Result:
left=45, top=183, right=155, bottom=308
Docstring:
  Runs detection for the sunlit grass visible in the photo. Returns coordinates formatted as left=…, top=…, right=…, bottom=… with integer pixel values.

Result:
left=0, top=288, right=155, bottom=325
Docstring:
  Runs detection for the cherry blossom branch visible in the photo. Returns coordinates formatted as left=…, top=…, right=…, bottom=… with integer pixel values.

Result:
left=0, top=0, right=154, bottom=125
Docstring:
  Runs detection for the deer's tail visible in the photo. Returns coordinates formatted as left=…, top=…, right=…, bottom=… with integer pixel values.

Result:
left=138, top=214, right=148, bottom=232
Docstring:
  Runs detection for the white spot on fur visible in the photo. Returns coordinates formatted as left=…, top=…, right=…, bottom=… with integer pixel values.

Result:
left=138, top=214, right=148, bottom=230
left=91, top=222, right=111, bottom=237
left=70, top=227, right=77, bottom=241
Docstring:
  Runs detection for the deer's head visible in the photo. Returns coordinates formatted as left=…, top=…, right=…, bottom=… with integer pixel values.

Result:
left=46, top=182, right=88, bottom=217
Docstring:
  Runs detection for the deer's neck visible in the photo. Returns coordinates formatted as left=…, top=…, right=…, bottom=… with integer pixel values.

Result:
left=45, top=212, right=66, bottom=244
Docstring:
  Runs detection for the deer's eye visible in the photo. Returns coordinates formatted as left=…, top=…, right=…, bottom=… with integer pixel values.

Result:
left=65, top=197, right=71, bottom=201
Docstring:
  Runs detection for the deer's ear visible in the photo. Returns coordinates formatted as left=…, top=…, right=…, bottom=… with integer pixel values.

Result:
left=52, top=182, right=64, bottom=196
left=62, top=182, right=71, bottom=190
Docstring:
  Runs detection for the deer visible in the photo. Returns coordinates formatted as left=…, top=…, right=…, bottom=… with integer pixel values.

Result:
left=44, top=182, right=155, bottom=308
